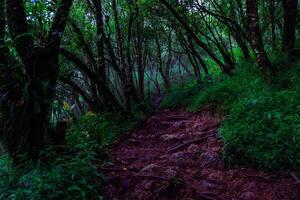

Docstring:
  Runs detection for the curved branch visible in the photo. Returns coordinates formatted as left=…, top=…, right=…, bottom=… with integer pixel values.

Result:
left=60, top=48, right=123, bottom=111
left=104, top=36, right=122, bottom=77
left=69, top=20, right=97, bottom=69
left=159, top=0, right=232, bottom=73
left=59, top=76, right=95, bottom=107
left=60, top=48, right=98, bottom=82
left=47, top=0, right=73, bottom=51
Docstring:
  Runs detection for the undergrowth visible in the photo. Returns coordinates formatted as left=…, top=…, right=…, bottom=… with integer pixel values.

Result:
left=0, top=144, right=104, bottom=200
left=161, top=54, right=300, bottom=170
left=0, top=107, right=150, bottom=200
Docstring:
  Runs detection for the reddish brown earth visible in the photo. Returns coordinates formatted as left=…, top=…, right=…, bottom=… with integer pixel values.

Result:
left=103, top=109, right=300, bottom=200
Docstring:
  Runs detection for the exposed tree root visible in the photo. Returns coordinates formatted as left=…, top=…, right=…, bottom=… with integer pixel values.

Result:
left=168, top=134, right=215, bottom=153
left=290, top=172, right=300, bottom=185
left=133, top=174, right=170, bottom=181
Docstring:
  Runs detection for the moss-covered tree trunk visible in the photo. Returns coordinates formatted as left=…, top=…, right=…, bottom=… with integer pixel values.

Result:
left=1, top=0, right=73, bottom=163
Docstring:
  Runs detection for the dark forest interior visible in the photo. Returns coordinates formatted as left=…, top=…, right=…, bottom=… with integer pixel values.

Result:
left=0, top=0, right=300, bottom=199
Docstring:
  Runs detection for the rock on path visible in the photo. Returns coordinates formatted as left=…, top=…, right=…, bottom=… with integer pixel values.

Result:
left=103, top=109, right=300, bottom=200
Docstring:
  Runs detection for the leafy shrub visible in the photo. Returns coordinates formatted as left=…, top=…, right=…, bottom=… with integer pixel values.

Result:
left=0, top=112, right=127, bottom=200
left=0, top=143, right=104, bottom=200
left=220, top=60, right=300, bottom=170
left=187, top=78, right=238, bottom=112
left=67, top=106, right=152, bottom=148
left=67, top=112, right=121, bottom=148
left=220, top=88, right=300, bottom=169
left=0, top=103, right=153, bottom=200
left=160, top=80, right=200, bottom=108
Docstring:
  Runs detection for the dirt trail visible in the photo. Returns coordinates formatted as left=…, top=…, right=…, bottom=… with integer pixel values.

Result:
left=103, top=109, right=300, bottom=200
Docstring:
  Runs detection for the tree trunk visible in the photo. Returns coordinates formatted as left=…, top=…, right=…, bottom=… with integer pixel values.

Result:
left=0, top=0, right=8, bottom=67
left=234, top=30, right=251, bottom=59
left=125, top=5, right=139, bottom=105
left=92, top=0, right=106, bottom=83
left=112, top=0, right=134, bottom=111
left=155, top=37, right=171, bottom=90
left=246, top=0, right=275, bottom=77
left=282, top=0, right=298, bottom=56
left=136, top=3, right=145, bottom=100
left=165, top=31, right=173, bottom=89
left=3, top=0, right=73, bottom=163
left=269, top=0, right=277, bottom=49
left=6, top=0, right=34, bottom=64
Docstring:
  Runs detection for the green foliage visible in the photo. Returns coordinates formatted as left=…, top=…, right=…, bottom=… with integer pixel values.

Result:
left=187, top=78, right=238, bottom=112
left=0, top=99, right=152, bottom=200
left=66, top=107, right=151, bottom=149
left=220, top=88, right=300, bottom=169
left=162, top=58, right=300, bottom=170
left=161, top=60, right=259, bottom=111
left=131, top=102, right=152, bottom=122
left=67, top=112, right=121, bottom=148
left=221, top=61, right=300, bottom=170
left=160, top=80, right=199, bottom=108
left=0, top=144, right=104, bottom=200
left=0, top=112, right=129, bottom=200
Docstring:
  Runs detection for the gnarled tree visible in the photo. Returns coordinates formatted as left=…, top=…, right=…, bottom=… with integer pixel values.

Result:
left=0, top=0, right=73, bottom=164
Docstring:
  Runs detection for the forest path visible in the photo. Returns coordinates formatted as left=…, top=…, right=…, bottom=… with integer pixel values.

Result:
left=103, top=109, right=299, bottom=200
